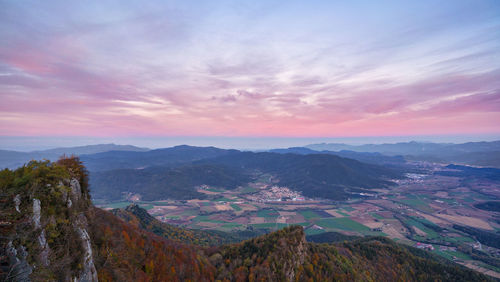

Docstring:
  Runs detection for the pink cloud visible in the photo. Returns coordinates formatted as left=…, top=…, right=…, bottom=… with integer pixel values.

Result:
left=1, top=10, right=499, bottom=138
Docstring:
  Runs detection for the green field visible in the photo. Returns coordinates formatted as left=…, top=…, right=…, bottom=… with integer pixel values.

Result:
left=192, top=215, right=226, bottom=224
left=180, top=210, right=200, bottom=216
left=300, top=210, right=321, bottom=219
left=336, top=210, right=349, bottom=217
left=400, top=198, right=428, bottom=207
left=221, top=222, right=243, bottom=229
left=139, top=204, right=154, bottom=210
left=434, top=250, right=472, bottom=261
left=404, top=218, right=439, bottom=239
left=440, top=235, right=474, bottom=244
left=316, top=218, right=370, bottom=232
left=370, top=213, right=385, bottom=220
left=257, top=209, right=279, bottom=218
left=239, top=187, right=258, bottom=193
left=207, top=188, right=225, bottom=192
left=230, top=204, right=242, bottom=211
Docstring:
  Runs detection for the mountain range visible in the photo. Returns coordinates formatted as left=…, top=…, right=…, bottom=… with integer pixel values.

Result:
left=269, top=147, right=406, bottom=165
left=0, top=143, right=148, bottom=169
left=306, top=141, right=500, bottom=167
left=2, top=140, right=499, bottom=171
left=87, top=148, right=401, bottom=202
left=3, top=141, right=499, bottom=204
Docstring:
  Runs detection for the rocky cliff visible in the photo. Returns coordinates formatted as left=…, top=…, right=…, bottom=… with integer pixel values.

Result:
left=0, top=157, right=97, bottom=281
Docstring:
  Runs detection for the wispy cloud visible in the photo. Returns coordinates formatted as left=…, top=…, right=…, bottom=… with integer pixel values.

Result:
left=0, top=0, right=499, bottom=137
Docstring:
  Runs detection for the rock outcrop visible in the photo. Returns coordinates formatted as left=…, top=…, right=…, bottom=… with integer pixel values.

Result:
left=5, top=241, right=32, bottom=282
left=74, top=215, right=98, bottom=282
left=0, top=158, right=97, bottom=281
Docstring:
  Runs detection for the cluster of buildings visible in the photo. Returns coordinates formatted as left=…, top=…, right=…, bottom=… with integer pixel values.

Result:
left=248, top=186, right=305, bottom=202
left=415, top=242, right=435, bottom=250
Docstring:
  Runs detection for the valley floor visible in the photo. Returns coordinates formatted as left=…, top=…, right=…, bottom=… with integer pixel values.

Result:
left=96, top=161, right=500, bottom=279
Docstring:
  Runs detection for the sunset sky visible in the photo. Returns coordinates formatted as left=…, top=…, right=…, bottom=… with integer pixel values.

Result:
left=1, top=0, right=499, bottom=147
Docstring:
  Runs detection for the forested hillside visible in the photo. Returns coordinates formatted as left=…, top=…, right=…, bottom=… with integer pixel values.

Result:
left=111, top=204, right=263, bottom=246
left=90, top=164, right=251, bottom=201
left=198, top=151, right=401, bottom=200
left=88, top=147, right=402, bottom=202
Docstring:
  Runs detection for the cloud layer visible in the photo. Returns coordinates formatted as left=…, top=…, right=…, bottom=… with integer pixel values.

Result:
left=1, top=0, right=499, bottom=137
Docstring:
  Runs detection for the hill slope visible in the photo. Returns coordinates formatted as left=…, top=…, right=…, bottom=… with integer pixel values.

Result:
left=199, top=151, right=401, bottom=200
left=111, top=204, right=263, bottom=246
left=210, top=227, right=489, bottom=281
left=90, top=163, right=251, bottom=201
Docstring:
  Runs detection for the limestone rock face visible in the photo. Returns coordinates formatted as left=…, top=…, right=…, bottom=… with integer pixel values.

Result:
left=32, top=198, right=50, bottom=266
left=1, top=159, right=98, bottom=281
left=74, top=215, right=98, bottom=282
left=14, top=194, right=21, bottom=213
left=32, top=198, right=41, bottom=229
left=5, top=241, right=32, bottom=282
left=70, top=178, right=82, bottom=201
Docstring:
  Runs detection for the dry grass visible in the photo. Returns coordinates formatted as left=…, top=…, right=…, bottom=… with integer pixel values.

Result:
left=363, top=221, right=384, bottom=229
left=325, top=209, right=345, bottom=217
left=421, top=213, right=448, bottom=225
left=382, top=225, right=407, bottom=240
left=214, top=204, right=232, bottom=211
left=436, top=214, right=493, bottom=230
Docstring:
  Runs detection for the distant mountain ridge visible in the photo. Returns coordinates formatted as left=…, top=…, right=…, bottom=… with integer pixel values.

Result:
left=0, top=143, right=149, bottom=169
left=306, top=140, right=500, bottom=155
left=80, top=145, right=237, bottom=171
left=34, top=143, right=150, bottom=155
left=3, top=140, right=499, bottom=170
left=306, top=140, right=500, bottom=167
left=269, top=147, right=406, bottom=165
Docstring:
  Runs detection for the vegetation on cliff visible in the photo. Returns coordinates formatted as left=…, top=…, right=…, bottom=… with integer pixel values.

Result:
left=0, top=157, right=94, bottom=281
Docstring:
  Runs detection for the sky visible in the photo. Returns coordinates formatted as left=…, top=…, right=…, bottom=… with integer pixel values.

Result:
left=1, top=0, right=500, bottom=149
